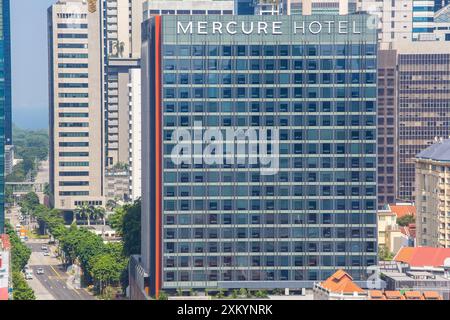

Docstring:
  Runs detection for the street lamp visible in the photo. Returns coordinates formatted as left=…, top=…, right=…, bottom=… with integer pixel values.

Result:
left=88, top=0, right=97, bottom=13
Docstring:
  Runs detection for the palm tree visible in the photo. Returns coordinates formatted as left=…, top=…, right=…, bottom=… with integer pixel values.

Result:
left=92, top=206, right=106, bottom=226
left=75, top=203, right=93, bottom=226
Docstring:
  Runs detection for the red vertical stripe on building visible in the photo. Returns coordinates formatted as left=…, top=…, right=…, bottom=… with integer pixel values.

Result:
left=154, top=15, right=162, bottom=299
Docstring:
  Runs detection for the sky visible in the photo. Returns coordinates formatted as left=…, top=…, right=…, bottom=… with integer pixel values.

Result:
left=11, top=0, right=55, bottom=129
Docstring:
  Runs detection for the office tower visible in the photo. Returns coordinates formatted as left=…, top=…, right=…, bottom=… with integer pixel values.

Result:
left=48, top=0, right=105, bottom=212
left=377, top=50, right=397, bottom=208
left=0, top=0, right=10, bottom=231
left=415, top=139, right=450, bottom=248
left=135, top=14, right=378, bottom=297
left=105, top=0, right=144, bottom=169
left=1, top=0, right=11, bottom=146
left=357, top=0, right=413, bottom=49
left=143, top=0, right=234, bottom=17
left=411, top=0, right=450, bottom=40
left=396, top=42, right=450, bottom=201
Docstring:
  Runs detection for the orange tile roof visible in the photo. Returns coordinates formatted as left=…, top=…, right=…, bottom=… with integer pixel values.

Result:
left=404, top=291, right=424, bottom=300
left=384, top=291, right=405, bottom=300
left=389, top=204, right=416, bottom=218
left=368, top=290, right=386, bottom=300
left=394, top=247, right=450, bottom=267
left=320, top=269, right=365, bottom=294
left=423, top=291, right=443, bottom=300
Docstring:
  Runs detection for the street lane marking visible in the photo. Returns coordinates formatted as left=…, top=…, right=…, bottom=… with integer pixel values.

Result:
left=50, top=265, right=63, bottom=280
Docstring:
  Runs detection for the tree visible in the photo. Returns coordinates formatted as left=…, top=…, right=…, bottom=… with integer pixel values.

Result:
left=89, top=253, right=123, bottom=294
left=5, top=223, right=31, bottom=272
left=92, top=206, right=106, bottom=226
left=108, top=200, right=141, bottom=256
left=122, top=200, right=141, bottom=256
left=397, top=215, right=415, bottom=227
left=75, top=203, right=93, bottom=226
left=12, top=272, right=35, bottom=300
left=379, top=245, right=394, bottom=261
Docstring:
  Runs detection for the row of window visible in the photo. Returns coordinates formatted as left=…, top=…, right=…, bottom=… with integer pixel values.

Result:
left=163, top=267, right=372, bottom=282
left=163, top=58, right=376, bottom=71
left=164, top=185, right=375, bottom=198
left=59, top=161, right=89, bottom=167
left=163, top=101, right=376, bottom=113
left=163, top=199, right=376, bottom=212
left=163, top=227, right=376, bottom=240
left=163, top=169, right=376, bottom=183
left=163, top=115, right=376, bottom=127
left=162, top=44, right=377, bottom=57
left=163, top=72, right=376, bottom=85
left=163, top=212, right=376, bottom=225
left=163, top=86, right=376, bottom=99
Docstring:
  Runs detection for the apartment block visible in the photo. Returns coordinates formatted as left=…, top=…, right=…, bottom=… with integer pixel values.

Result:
left=415, top=139, right=450, bottom=247
left=48, top=0, right=105, bottom=211
left=105, top=0, right=144, bottom=168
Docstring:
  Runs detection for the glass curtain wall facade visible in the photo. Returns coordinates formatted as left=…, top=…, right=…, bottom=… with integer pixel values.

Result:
left=143, top=14, right=378, bottom=295
left=0, top=0, right=10, bottom=231
left=398, top=53, right=450, bottom=201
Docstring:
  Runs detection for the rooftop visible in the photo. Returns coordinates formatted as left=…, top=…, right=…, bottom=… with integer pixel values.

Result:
left=394, top=247, right=450, bottom=268
left=319, top=269, right=365, bottom=294
left=416, top=139, right=450, bottom=162
left=388, top=204, right=416, bottom=218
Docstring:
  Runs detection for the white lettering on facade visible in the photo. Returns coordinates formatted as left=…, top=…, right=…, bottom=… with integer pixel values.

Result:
left=176, top=20, right=363, bottom=35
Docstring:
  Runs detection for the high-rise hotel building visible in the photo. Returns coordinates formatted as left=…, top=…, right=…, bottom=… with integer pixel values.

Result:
left=48, top=0, right=105, bottom=211
left=134, top=14, right=378, bottom=297
left=0, top=0, right=11, bottom=231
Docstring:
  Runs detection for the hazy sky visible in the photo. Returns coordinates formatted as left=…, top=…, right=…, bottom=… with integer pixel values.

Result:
left=11, top=0, right=55, bottom=129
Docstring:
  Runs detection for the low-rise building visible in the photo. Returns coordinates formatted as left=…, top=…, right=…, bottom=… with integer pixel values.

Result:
left=378, top=247, right=450, bottom=299
left=313, top=270, right=367, bottom=300
left=378, top=203, right=416, bottom=255
left=0, top=234, right=11, bottom=300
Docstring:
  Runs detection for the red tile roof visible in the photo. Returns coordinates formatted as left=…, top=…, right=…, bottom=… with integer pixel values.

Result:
left=368, top=290, right=386, bottom=300
left=404, top=291, right=424, bottom=300
left=320, top=269, right=365, bottom=294
left=423, top=291, right=443, bottom=300
left=384, top=291, right=405, bottom=300
left=389, top=204, right=416, bottom=218
left=394, top=247, right=450, bottom=267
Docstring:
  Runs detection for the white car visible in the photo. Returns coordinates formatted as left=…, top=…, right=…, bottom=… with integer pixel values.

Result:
left=43, top=251, right=50, bottom=256
left=36, top=268, right=44, bottom=275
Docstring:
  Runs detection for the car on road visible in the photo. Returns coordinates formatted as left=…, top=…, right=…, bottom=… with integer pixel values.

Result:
left=41, top=245, right=48, bottom=251
left=24, top=270, right=33, bottom=280
left=36, top=268, right=44, bottom=275
left=43, top=251, right=50, bottom=256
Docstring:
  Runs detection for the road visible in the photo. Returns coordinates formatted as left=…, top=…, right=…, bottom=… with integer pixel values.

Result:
left=27, top=241, right=95, bottom=300
left=8, top=203, right=95, bottom=300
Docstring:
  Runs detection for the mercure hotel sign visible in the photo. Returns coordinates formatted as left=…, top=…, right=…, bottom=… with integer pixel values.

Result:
left=177, top=20, right=362, bottom=35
